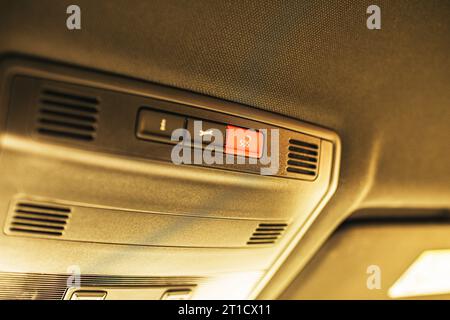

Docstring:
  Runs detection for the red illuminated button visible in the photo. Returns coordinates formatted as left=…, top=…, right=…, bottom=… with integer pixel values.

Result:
left=225, top=125, right=263, bottom=158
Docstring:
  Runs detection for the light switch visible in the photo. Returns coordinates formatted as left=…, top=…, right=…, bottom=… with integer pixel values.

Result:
left=137, top=109, right=186, bottom=140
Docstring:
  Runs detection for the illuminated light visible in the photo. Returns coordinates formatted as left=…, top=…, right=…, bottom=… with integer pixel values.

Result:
left=388, top=250, right=450, bottom=298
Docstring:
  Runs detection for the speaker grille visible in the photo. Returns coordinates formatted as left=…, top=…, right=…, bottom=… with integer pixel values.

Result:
left=286, top=138, right=319, bottom=177
left=7, top=201, right=71, bottom=237
left=36, top=88, right=99, bottom=141
left=0, top=272, right=200, bottom=300
left=247, top=223, right=288, bottom=245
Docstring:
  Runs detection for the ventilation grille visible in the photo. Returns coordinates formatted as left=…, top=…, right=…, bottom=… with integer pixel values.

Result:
left=286, top=138, right=319, bottom=177
left=247, top=223, right=288, bottom=245
left=36, top=88, right=99, bottom=141
left=0, top=272, right=201, bottom=300
left=7, top=201, right=71, bottom=237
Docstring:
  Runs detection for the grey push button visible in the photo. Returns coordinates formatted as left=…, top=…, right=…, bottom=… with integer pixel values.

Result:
left=137, top=109, right=186, bottom=140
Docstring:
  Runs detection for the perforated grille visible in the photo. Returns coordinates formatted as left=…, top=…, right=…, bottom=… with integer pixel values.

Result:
left=36, top=88, right=99, bottom=141
left=7, top=201, right=71, bottom=237
left=247, top=223, right=288, bottom=245
left=286, top=138, right=319, bottom=178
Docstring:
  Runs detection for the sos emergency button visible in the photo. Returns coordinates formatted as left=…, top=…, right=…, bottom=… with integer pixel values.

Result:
left=225, top=125, right=264, bottom=158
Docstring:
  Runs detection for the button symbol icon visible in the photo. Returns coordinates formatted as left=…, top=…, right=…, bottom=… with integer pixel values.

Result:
left=199, top=129, right=213, bottom=137
left=160, top=118, right=167, bottom=131
left=239, top=135, right=252, bottom=148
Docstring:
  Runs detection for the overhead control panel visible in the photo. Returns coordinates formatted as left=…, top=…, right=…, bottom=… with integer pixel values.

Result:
left=6, top=75, right=321, bottom=180
left=0, top=58, right=340, bottom=299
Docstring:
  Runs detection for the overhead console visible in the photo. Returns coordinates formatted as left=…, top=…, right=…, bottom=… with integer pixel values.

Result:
left=8, top=74, right=322, bottom=180
left=0, top=58, right=340, bottom=299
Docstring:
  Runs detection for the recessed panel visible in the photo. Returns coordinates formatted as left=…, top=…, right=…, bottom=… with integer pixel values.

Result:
left=0, top=58, right=340, bottom=299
